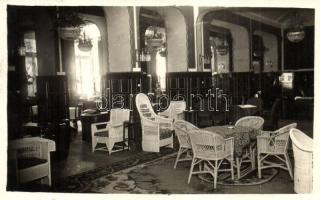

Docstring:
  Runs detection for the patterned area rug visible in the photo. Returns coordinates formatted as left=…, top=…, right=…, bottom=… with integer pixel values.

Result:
left=54, top=148, right=176, bottom=193
left=54, top=151, right=278, bottom=193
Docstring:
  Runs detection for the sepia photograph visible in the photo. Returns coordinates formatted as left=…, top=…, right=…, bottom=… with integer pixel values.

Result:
left=1, top=0, right=319, bottom=198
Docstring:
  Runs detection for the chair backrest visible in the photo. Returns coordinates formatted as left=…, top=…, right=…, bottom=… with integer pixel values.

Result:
left=174, top=120, right=199, bottom=148
left=109, top=108, right=130, bottom=124
left=273, top=123, right=297, bottom=151
left=289, top=128, right=313, bottom=193
left=9, top=137, right=56, bottom=159
left=135, top=93, right=156, bottom=121
left=235, top=116, right=264, bottom=130
left=188, top=129, right=230, bottom=160
left=168, top=101, right=186, bottom=119
left=290, top=128, right=313, bottom=153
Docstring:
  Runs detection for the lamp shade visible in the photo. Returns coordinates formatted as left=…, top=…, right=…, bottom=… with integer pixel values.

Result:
left=287, top=28, right=305, bottom=43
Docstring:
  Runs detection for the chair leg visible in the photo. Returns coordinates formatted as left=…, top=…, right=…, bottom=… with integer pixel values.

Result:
left=284, top=153, right=293, bottom=180
left=230, top=158, right=234, bottom=180
left=236, top=157, right=241, bottom=179
left=174, top=147, right=182, bottom=169
left=250, top=146, right=256, bottom=169
left=214, top=161, right=218, bottom=189
left=107, top=140, right=115, bottom=155
left=257, top=153, right=262, bottom=179
left=188, top=158, right=196, bottom=184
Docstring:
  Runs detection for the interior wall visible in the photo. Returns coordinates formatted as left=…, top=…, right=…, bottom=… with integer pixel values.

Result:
left=210, top=19, right=250, bottom=72
left=163, top=8, right=188, bottom=72
left=254, top=30, right=278, bottom=72
left=104, top=7, right=133, bottom=72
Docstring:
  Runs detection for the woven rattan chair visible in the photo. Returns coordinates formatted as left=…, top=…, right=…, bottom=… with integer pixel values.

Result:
left=257, top=123, right=297, bottom=179
left=158, top=101, right=186, bottom=121
left=235, top=116, right=264, bottom=175
left=290, top=128, right=313, bottom=193
left=136, top=93, right=174, bottom=152
left=188, top=129, right=234, bottom=189
left=8, top=137, right=56, bottom=187
left=173, top=120, right=199, bottom=168
left=91, top=108, right=130, bottom=154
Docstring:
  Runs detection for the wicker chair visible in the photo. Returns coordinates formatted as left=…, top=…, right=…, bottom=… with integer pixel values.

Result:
left=158, top=101, right=186, bottom=121
left=8, top=137, right=56, bottom=187
left=173, top=120, right=199, bottom=168
left=257, top=123, right=297, bottom=179
left=188, top=129, right=234, bottom=189
left=91, top=108, right=130, bottom=154
left=235, top=116, right=264, bottom=173
left=135, top=93, right=174, bottom=152
left=290, top=128, right=313, bottom=193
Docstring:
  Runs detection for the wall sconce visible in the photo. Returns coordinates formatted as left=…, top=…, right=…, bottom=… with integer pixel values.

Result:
left=199, top=54, right=211, bottom=66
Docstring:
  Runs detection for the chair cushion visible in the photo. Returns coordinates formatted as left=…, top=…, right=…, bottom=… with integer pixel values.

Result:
left=160, top=128, right=173, bottom=139
left=94, top=131, right=109, bottom=137
left=18, top=157, right=47, bottom=170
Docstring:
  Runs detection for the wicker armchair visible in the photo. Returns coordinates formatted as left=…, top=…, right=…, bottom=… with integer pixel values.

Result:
left=188, top=129, right=234, bottom=189
left=8, top=137, right=56, bottom=187
left=136, top=93, right=174, bottom=152
left=91, top=108, right=130, bottom=154
left=257, top=123, right=297, bottom=179
left=290, top=128, right=313, bottom=193
left=235, top=116, right=264, bottom=172
left=173, top=120, right=199, bottom=168
left=158, top=101, right=186, bottom=120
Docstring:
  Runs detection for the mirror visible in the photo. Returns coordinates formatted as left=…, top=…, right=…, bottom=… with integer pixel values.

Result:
left=139, top=8, right=167, bottom=96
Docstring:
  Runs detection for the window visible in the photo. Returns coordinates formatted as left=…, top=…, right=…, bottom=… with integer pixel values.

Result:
left=74, top=23, right=101, bottom=99
left=24, top=31, right=38, bottom=97
left=155, top=51, right=166, bottom=91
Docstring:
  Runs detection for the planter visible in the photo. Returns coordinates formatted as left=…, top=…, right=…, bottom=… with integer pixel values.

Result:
left=146, top=38, right=164, bottom=47
left=58, top=27, right=81, bottom=41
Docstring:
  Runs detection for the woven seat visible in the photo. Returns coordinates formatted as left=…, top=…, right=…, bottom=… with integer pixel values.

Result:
left=136, top=93, right=174, bottom=152
left=91, top=108, right=130, bottom=154
left=8, top=137, right=56, bottom=187
left=257, top=123, right=297, bottom=179
left=173, top=120, right=199, bottom=168
left=290, top=128, right=313, bottom=193
left=188, top=129, right=234, bottom=189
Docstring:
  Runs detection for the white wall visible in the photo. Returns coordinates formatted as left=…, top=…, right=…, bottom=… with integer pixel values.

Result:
left=104, top=7, right=133, bottom=72
left=164, top=8, right=188, bottom=72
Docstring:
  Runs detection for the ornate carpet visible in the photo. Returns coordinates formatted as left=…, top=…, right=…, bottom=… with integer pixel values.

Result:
left=54, top=150, right=278, bottom=193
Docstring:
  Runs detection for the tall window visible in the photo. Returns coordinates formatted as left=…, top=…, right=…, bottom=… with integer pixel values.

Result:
left=74, top=23, right=101, bottom=99
left=24, top=31, right=38, bottom=97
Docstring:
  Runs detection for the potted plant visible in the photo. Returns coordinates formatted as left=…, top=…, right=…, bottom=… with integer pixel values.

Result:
left=57, top=9, right=85, bottom=40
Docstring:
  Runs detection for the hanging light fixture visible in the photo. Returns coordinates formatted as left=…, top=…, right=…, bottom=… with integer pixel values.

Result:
left=286, top=11, right=305, bottom=43
left=78, top=32, right=93, bottom=52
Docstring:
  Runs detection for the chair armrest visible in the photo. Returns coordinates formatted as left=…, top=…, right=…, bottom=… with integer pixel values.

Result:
left=109, top=123, right=123, bottom=128
left=91, top=122, right=109, bottom=133
left=156, top=115, right=173, bottom=124
left=158, top=110, right=169, bottom=117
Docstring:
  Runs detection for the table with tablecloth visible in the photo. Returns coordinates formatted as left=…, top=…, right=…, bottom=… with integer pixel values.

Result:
left=203, top=125, right=261, bottom=179
left=204, top=125, right=259, bottom=158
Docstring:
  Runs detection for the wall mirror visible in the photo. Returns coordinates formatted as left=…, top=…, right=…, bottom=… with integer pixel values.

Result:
left=139, top=8, right=167, bottom=95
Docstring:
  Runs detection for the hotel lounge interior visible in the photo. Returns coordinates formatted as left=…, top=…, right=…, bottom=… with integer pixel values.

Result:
left=4, top=4, right=316, bottom=194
